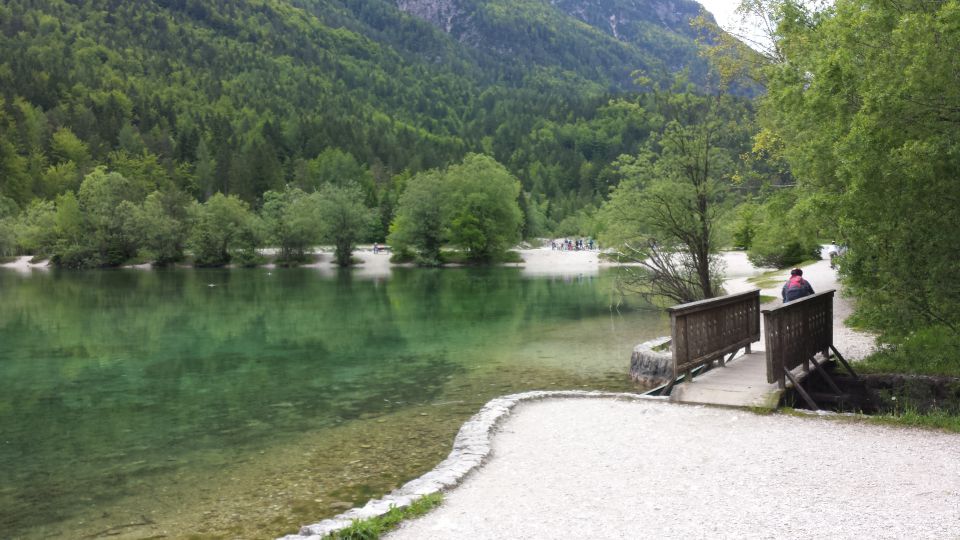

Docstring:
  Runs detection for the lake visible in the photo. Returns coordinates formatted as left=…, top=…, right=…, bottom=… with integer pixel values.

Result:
left=0, top=265, right=666, bottom=538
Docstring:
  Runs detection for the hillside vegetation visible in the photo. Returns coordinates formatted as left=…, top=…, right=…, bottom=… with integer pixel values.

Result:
left=0, top=0, right=710, bottom=212
left=3, top=0, right=955, bottom=363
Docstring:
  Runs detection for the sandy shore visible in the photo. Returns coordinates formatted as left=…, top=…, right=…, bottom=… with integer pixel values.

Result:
left=508, top=247, right=613, bottom=277
left=0, top=255, right=50, bottom=273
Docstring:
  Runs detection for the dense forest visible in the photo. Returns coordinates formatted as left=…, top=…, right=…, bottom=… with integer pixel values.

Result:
left=751, top=0, right=960, bottom=363
left=1, top=0, right=958, bottom=354
left=0, top=0, right=712, bottom=234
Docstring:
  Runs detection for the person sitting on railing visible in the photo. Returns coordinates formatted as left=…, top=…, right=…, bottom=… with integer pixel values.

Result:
left=782, top=268, right=815, bottom=303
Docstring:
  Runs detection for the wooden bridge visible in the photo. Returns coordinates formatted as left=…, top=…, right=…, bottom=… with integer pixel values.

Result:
left=651, top=289, right=859, bottom=410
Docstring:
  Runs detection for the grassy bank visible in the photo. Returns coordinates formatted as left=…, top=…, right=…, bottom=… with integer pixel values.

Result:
left=324, top=493, right=443, bottom=540
left=850, top=325, right=960, bottom=431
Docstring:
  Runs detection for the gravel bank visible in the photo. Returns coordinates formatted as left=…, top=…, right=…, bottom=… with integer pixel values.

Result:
left=387, top=398, right=960, bottom=539
left=286, top=249, right=887, bottom=539
left=384, top=252, right=906, bottom=539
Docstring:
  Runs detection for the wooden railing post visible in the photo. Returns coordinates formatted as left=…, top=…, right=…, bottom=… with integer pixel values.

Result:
left=763, top=290, right=836, bottom=390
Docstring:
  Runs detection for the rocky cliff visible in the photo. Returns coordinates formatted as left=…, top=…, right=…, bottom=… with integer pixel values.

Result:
left=394, top=0, right=713, bottom=88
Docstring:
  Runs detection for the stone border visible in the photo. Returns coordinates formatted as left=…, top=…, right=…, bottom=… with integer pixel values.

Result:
left=279, top=390, right=663, bottom=539
left=629, top=336, right=673, bottom=386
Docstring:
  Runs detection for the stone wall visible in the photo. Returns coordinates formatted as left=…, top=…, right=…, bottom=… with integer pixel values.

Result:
left=630, top=336, right=672, bottom=386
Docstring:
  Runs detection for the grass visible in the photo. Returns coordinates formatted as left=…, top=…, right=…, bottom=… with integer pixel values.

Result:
left=746, top=267, right=787, bottom=289
left=746, top=258, right=823, bottom=289
left=324, top=493, right=443, bottom=540
left=865, top=407, right=960, bottom=432
left=777, top=406, right=960, bottom=433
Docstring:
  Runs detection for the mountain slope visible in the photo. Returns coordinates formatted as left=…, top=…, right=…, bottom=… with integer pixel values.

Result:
left=391, top=0, right=711, bottom=88
left=0, top=0, right=716, bottom=212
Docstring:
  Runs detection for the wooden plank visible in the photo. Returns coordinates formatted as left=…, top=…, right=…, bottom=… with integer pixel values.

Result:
left=668, top=351, right=820, bottom=410
left=669, top=289, right=761, bottom=380
left=763, top=290, right=836, bottom=386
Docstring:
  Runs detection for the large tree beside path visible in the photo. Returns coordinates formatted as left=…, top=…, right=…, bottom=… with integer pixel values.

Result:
left=760, top=0, right=960, bottom=334
left=600, top=79, right=752, bottom=304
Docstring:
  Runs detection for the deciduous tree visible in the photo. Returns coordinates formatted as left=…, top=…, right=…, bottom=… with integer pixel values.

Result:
left=444, top=154, right=523, bottom=262
left=188, top=193, right=262, bottom=267
left=600, top=83, right=751, bottom=303
left=388, top=170, right=449, bottom=265
left=317, top=183, right=375, bottom=267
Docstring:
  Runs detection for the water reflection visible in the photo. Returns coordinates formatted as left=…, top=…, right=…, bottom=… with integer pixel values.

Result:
left=0, top=266, right=666, bottom=538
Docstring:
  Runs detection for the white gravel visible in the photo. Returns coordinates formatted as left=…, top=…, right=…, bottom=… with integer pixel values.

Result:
left=285, top=248, right=894, bottom=539
left=384, top=251, right=923, bottom=540
left=386, top=398, right=960, bottom=539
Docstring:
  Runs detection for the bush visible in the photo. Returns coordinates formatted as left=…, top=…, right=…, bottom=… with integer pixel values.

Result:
left=51, top=244, right=97, bottom=269
left=232, top=247, right=265, bottom=267
left=748, top=239, right=821, bottom=268
left=388, top=247, right=416, bottom=264
left=0, top=219, right=16, bottom=257
left=857, top=326, right=960, bottom=377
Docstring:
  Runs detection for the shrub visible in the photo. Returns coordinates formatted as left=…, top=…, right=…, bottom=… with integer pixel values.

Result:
left=857, top=326, right=960, bottom=378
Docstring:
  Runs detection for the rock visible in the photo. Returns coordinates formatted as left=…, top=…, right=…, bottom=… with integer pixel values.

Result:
left=630, top=337, right=673, bottom=386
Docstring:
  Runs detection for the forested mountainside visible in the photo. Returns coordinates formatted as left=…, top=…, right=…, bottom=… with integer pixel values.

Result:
left=391, top=0, right=709, bottom=87
left=0, top=0, right=713, bottom=220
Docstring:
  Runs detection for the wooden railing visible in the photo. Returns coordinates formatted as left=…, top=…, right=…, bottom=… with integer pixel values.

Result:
left=763, top=289, right=861, bottom=408
left=667, top=289, right=761, bottom=383
left=763, top=290, right=834, bottom=389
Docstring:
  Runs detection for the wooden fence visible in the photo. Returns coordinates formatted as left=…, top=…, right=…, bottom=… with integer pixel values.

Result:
left=667, top=289, right=761, bottom=382
left=763, top=290, right=834, bottom=389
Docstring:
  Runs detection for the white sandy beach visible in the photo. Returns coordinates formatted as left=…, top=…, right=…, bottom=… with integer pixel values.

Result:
left=0, top=255, right=50, bottom=273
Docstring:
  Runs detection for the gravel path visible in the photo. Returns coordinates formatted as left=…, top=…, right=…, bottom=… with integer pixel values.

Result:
left=383, top=252, right=919, bottom=539
left=289, top=249, right=895, bottom=539
left=386, top=398, right=960, bottom=539
left=724, top=251, right=877, bottom=361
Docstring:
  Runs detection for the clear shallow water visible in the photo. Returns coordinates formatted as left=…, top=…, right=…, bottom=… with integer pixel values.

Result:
left=0, top=266, right=667, bottom=538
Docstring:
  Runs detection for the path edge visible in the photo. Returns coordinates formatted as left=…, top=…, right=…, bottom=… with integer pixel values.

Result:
left=278, top=390, right=663, bottom=539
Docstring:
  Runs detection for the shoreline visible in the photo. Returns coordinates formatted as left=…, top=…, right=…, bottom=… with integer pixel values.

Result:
left=0, top=246, right=618, bottom=278
left=281, top=247, right=880, bottom=539
left=0, top=246, right=732, bottom=279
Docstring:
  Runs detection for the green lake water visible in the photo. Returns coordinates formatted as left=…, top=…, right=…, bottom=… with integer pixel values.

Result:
left=0, top=266, right=667, bottom=539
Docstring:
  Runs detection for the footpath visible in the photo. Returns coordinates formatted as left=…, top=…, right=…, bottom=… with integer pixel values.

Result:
left=382, top=254, right=958, bottom=539
left=286, top=251, right=958, bottom=539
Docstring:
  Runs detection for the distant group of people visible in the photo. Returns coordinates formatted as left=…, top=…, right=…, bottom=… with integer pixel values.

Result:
left=551, top=238, right=594, bottom=251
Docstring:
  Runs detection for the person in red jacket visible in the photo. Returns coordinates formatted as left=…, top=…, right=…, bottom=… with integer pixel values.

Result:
left=782, top=268, right=815, bottom=302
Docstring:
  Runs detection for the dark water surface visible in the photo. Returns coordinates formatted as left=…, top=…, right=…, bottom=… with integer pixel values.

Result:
left=0, top=266, right=666, bottom=538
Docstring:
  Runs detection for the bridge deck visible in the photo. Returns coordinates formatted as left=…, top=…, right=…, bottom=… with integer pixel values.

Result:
left=668, top=351, right=805, bottom=409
